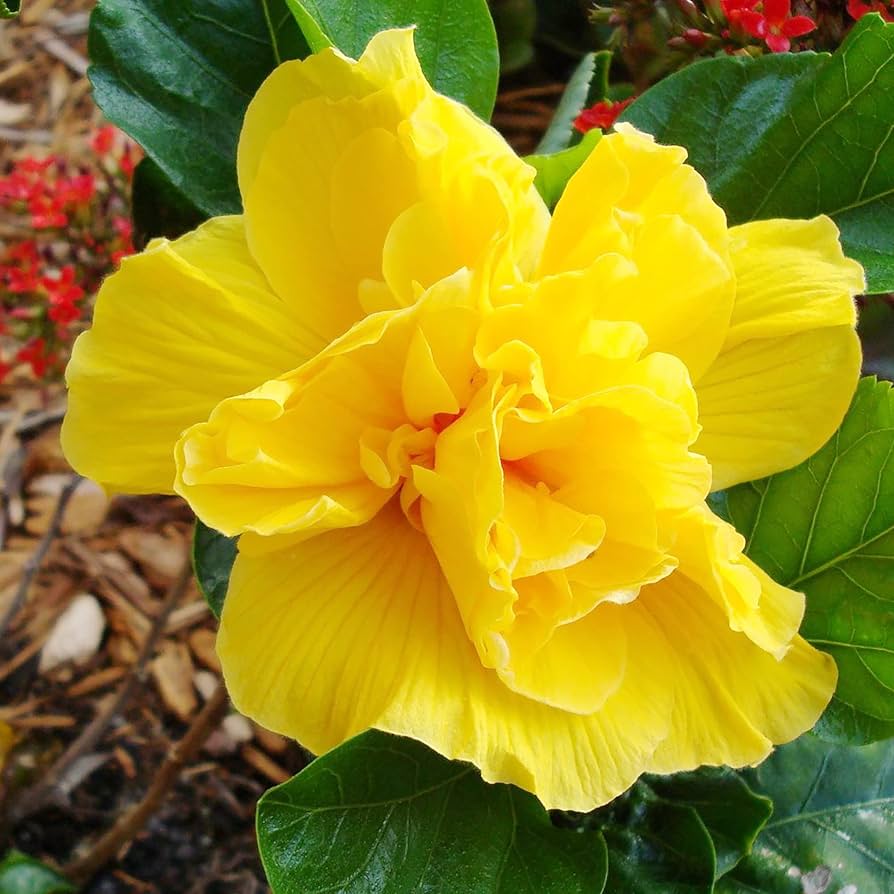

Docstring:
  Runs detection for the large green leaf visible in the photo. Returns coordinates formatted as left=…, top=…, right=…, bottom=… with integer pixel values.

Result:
left=284, top=0, right=499, bottom=120
left=192, top=520, right=237, bottom=620
left=714, top=378, right=894, bottom=744
left=0, top=0, right=20, bottom=17
left=0, top=852, right=74, bottom=894
left=623, top=15, right=894, bottom=294
left=89, top=0, right=308, bottom=217
left=256, top=729, right=608, bottom=893
left=131, top=157, right=206, bottom=246
left=718, top=735, right=894, bottom=894
left=584, top=769, right=770, bottom=893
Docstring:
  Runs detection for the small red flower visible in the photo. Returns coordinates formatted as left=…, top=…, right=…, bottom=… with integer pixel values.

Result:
left=738, top=0, right=816, bottom=52
left=847, top=0, right=894, bottom=20
left=16, top=337, right=50, bottom=378
left=573, top=97, right=635, bottom=134
left=721, top=0, right=758, bottom=25
left=91, top=125, right=116, bottom=156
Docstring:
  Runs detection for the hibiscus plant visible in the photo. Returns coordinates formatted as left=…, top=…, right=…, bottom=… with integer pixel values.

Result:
left=18, top=0, right=894, bottom=890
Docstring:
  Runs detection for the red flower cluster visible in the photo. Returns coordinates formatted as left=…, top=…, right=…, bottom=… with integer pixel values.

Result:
left=573, top=97, right=635, bottom=134
left=0, top=126, right=139, bottom=382
left=721, top=0, right=816, bottom=52
left=848, top=0, right=894, bottom=20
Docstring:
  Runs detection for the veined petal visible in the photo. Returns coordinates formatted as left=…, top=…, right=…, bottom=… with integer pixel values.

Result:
left=694, top=217, right=862, bottom=489
left=539, top=126, right=734, bottom=377
left=175, top=271, right=480, bottom=537
left=243, top=27, right=547, bottom=344
left=237, top=28, right=426, bottom=196
left=642, top=572, right=836, bottom=774
left=62, top=217, right=310, bottom=494
left=220, top=499, right=676, bottom=811
left=672, top=504, right=804, bottom=658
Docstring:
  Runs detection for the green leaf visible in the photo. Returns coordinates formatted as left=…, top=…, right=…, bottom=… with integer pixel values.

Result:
left=588, top=769, right=770, bottom=893
left=491, top=0, right=537, bottom=74
left=284, top=0, right=499, bottom=120
left=0, top=851, right=74, bottom=894
left=622, top=15, right=894, bottom=294
left=0, top=0, right=20, bottom=18
left=192, top=520, right=237, bottom=620
left=717, top=735, right=894, bottom=894
left=88, top=0, right=308, bottom=217
left=527, top=129, right=601, bottom=208
left=721, top=378, right=894, bottom=744
left=536, top=50, right=611, bottom=154
left=256, top=729, right=608, bottom=894
left=131, top=158, right=206, bottom=246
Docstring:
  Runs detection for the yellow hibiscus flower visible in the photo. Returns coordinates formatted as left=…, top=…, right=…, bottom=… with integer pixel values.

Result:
left=62, top=28, right=863, bottom=810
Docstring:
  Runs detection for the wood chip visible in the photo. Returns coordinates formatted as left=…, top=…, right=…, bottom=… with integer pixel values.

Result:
left=114, top=745, right=137, bottom=780
left=239, top=744, right=290, bottom=785
left=0, top=100, right=31, bottom=125
left=118, top=528, right=188, bottom=586
left=66, top=665, right=126, bottom=697
left=11, top=714, right=76, bottom=729
left=150, top=641, right=197, bottom=722
left=188, top=628, right=221, bottom=673
left=253, top=724, right=289, bottom=756
left=39, top=592, right=106, bottom=673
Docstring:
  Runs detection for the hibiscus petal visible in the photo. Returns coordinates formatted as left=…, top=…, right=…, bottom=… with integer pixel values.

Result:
left=62, top=217, right=310, bottom=493
left=219, top=499, right=676, bottom=811
left=694, top=217, right=862, bottom=489
left=175, top=272, right=479, bottom=537
left=642, top=571, right=836, bottom=775
left=237, top=28, right=425, bottom=197
left=540, top=126, right=734, bottom=378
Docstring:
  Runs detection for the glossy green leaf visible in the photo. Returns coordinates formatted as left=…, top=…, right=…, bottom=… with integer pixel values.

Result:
left=623, top=15, right=894, bottom=293
left=491, top=0, right=536, bottom=74
left=536, top=50, right=611, bottom=154
left=257, top=729, right=608, bottom=894
left=0, top=852, right=74, bottom=894
left=719, top=378, right=894, bottom=743
left=585, top=769, right=770, bottom=893
left=88, top=0, right=308, bottom=217
left=527, top=129, right=601, bottom=208
left=284, top=0, right=499, bottom=120
left=192, top=520, right=237, bottom=620
left=131, top=157, right=206, bottom=246
left=717, top=735, right=894, bottom=894
left=0, top=0, right=20, bottom=18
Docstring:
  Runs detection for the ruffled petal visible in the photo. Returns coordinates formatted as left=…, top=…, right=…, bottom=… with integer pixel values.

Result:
left=242, top=27, right=547, bottom=343
left=539, top=126, right=734, bottom=378
left=237, top=29, right=426, bottom=196
left=175, top=271, right=480, bottom=537
left=219, top=499, right=676, bottom=811
left=642, top=571, right=836, bottom=774
left=62, top=217, right=311, bottom=494
left=694, top=217, right=863, bottom=489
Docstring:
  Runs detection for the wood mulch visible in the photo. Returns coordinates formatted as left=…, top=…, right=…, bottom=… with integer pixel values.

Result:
left=0, top=3, right=563, bottom=891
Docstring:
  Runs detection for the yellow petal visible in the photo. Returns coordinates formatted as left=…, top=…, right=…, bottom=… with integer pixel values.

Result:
left=694, top=217, right=863, bottom=489
left=672, top=504, right=804, bottom=658
left=237, top=29, right=425, bottom=196
left=242, top=27, right=547, bottom=344
left=694, top=325, right=861, bottom=490
left=220, top=499, right=676, bottom=811
left=62, top=217, right=310, bottom=494
left=539, top=126, right=734, bottom=377
left=244, top=90, right=420, bottom=342
left=175, top=271, right=479, bottom=537
left=642, top=571, right=836, bottom=774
